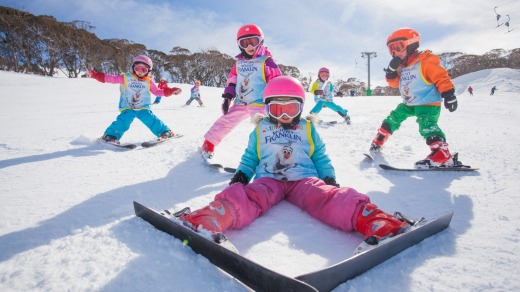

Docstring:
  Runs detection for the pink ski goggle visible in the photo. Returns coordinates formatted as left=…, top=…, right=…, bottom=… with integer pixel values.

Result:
left=268, top=100, right=302, bottom=119
left=237, top=36, right=262, bottom=49
left=134, top=64, right=150, bottom=74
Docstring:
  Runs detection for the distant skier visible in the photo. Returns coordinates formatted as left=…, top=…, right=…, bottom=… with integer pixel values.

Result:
left=369, top=27, right=463, bottom=169
left=310, top=67, right=351, bottom=124
left=200, top=24, right=282, bottom=159
left=185, top=80, right=204, bottom=107
left=88, top=55, right=182, bottom=144
left=490, top=86, right=497, bottom=95
left=178, top=76, right=412, bottom=245
left=468, top=86, right=473, bottom=96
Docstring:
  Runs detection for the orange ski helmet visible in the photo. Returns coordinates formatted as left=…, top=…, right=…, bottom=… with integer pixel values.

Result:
left=386, top=28, right=420, bottom=56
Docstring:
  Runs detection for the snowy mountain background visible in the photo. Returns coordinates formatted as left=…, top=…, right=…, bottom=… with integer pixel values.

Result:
left=1, top=68, right=519, bottom=291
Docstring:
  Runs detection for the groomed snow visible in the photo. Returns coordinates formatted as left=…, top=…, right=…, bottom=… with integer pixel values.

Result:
left=1, top=69, right=519, bottom=291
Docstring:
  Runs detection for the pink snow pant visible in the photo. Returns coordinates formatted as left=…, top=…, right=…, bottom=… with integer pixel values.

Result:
left=215, top=177, right=371, bottom=233
left=204, top=103, right=267, bottom=146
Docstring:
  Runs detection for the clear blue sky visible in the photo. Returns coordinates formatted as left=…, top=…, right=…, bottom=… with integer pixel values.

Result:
left=2, top=0, right=519, bottom=87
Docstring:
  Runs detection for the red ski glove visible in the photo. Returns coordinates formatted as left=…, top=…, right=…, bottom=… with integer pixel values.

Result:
left=88, top=69, right=105, bottom=83
left=163, top=87, right=182, bottom=97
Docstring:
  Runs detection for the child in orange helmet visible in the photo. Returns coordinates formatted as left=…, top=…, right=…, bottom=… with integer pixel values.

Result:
left=369, top=28, right=462, bottom=169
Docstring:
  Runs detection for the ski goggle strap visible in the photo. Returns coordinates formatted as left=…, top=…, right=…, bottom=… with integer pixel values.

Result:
left=237, top=36, right=262, bottom=49
left=268, top=100, right=302, bottom=119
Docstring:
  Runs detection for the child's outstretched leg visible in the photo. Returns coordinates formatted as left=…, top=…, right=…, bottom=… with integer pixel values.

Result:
left=355, top=203, right=411, bottom=244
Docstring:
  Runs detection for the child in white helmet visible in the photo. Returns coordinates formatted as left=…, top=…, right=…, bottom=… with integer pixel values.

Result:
left=179, top=76, right=411, bottom=246
left=88, top=55, right=182, bottom=144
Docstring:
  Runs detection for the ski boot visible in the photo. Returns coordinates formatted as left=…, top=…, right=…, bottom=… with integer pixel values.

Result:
left=415, top=139, right=454, bottom=169
left=101, top=134, right=119, bottom=144
left=337, top=111, right=351, bottom=125
left=201, top=139, right=215, bottom=159
left=159, top=130, right=174, bottom=140
left=355, top=203, right=412, bottom=245
left=369, top=126, right=391, bottom=153
left=176, top=201, right=233, bottom=243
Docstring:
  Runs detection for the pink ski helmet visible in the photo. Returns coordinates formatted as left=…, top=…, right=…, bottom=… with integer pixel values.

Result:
left=263, top=76, right=306, bottom=104
left=133, top=55, right=153, bottom=70
left=237, top=24, right=264, bottom=40
left=318, top=67, right=330, bottom=74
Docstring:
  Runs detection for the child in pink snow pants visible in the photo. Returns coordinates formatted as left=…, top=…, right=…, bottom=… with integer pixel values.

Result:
left=200, top=24, right=282, bottom=159
left=181, top=76, right=411, bottom=245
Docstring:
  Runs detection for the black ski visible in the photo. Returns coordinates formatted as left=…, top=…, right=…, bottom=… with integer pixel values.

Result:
left=135, top=201, right=453, bottom=291
left=133, top=201, right=317, bottom=292
left=201, top=155, right=236, bottom=173
left=295, top=212, right=453, bottom=291
left=97, top=138, right=137, bottom=150
left=379, top=164, right=478, bottom=172
left=141, top=133, right=183, bottom=148
left=318, top=120, right=338, bottom=125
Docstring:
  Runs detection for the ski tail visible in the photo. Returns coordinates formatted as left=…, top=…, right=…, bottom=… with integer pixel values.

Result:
left=296, top=212, right=453, bottom=291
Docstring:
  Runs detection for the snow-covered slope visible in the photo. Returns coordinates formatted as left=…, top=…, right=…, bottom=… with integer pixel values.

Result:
left=1, top=69, right=519, bottom=291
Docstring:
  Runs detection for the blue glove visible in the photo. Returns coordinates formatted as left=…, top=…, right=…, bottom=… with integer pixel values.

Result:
left=153, top=97, right=161, bottom=104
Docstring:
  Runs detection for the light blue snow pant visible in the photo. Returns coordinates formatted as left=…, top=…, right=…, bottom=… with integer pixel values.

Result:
left=310, top=100, right=348, bottom=116
left=104, top=109, right=170, bottom=140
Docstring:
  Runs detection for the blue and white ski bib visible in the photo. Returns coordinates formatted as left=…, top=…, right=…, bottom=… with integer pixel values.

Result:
left=119, top=73, right=152, bottom=110
left=254, top=119, right=319, bottom=181
left=234, top=56, right=269, bottom=106
left=398, top=62, right=442, bottom=105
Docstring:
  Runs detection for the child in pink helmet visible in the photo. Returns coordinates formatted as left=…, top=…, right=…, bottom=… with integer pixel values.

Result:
left=185, top=80, right=204, bottom=106
left=200, top=24, right=282, bottom=159
left=310, top=67, right=351, bottom=124
left=88, top=55, right=182, bottom=144
left=179, top=76, right=411, bottom=246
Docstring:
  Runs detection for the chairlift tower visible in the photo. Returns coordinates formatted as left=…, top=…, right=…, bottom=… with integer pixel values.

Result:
left=361, top=52, right=377, bottom=96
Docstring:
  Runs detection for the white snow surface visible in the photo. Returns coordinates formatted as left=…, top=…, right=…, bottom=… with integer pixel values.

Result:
left=1, top=69, right=519, bottom=291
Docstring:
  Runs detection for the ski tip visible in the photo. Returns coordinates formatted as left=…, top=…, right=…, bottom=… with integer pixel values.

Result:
left=363, top=153, right=374, bottom=161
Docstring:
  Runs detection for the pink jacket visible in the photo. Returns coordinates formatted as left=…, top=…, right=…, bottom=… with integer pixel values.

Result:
left=225, top=45, right=282, bottom=86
